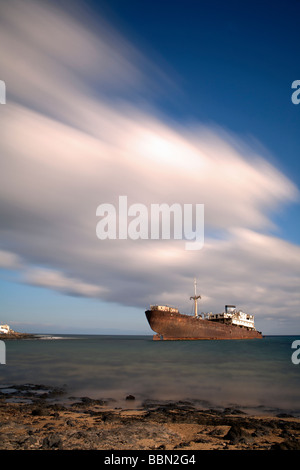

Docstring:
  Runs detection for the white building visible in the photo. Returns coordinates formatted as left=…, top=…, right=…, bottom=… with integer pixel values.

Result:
left=0, top=324, right=10, bottom=334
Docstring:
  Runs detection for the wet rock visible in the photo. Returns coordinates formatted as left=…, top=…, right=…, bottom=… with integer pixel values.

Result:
left=222, top=407, right=246, bottom=415
left=81, top=396, right=103, bottom=405
left=126, top=395, right=135, bottom=400
left=0, top=384, right=65, bottom=404
left=71, top=397, right=108, bottom=408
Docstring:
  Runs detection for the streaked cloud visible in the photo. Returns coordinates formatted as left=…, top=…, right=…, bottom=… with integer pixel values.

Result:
left=0, top=250, right=22, bottom=269
left=23, top=267, right=107, bottom=298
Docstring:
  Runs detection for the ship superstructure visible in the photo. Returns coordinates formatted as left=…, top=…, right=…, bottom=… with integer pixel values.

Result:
left=145, top=280, right=262, bottom=340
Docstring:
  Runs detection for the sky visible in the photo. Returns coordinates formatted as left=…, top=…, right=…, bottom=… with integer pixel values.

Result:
left=0, top=0, right=299, bottom=335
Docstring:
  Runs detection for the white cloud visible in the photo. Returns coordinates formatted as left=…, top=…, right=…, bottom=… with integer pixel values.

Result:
left=23, top=267, right=108, bottom=298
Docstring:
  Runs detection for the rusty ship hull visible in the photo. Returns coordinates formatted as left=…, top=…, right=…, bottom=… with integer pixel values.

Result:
left=145, top=309, right=262, bottom=340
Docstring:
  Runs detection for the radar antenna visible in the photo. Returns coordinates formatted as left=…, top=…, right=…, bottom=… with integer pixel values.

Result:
left=190, top=278, right=201, bottom=317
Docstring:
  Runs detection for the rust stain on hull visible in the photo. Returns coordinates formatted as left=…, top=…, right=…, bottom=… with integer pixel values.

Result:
left=146, top=309, right=262, bottom=340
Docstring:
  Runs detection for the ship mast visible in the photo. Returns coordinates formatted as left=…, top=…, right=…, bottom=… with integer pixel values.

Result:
left=190, top=278, right=201, bottom=317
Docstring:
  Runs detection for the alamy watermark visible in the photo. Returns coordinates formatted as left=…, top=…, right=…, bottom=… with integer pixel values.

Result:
left=291, top=80, right=300, bottom=105
left=0, top=341, right=6, bottom=365
left=0, top=80, right=6, bottom=104
left=96, top=196, right=204, bottom=250
left=291, top=340, right=300, bottom=365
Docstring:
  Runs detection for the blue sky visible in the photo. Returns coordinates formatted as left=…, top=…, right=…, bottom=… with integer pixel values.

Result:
left=0, top=0, right=299, bottom=335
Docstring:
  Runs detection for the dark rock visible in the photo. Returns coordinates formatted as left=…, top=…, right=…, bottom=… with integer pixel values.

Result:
left=43, top=423, right=55, bottom=430
left=271, top=439, right=300, bottom=450
left=126, top=395, right=135, bottom=400
left=174, top=440, right=192, bottom=448
left=209, top=426, right=226, bottom=436
left=81, top=397, right=94, bottom=404
left=250, top=422, right=271, bottom=438
left=90, top=411, right=117, bottom=422
left=42, top=434, right=63, bottom=449
left=66, top=419, right=76, bottom=426
left=48, top=404, right=66, bottom=412
left=22, top=435, right=39, bottom=449
left=70, top=402, right=84, bottom=408
left=31, top=407, right=50, bottom=416
left=223, top=424, right=253, bottom=444
left=72, top=431, right=86, bottom=439
left=73, top=396, right=108, bottom=407
left=223, top=407, right=246, bottom=415
left=194, top=437, right=208, bottom=443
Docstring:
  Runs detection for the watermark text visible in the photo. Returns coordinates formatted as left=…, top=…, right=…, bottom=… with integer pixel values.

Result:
left=291, top=80, right=300, bottom=105
left=96, top=196, right=204, bottom=250
left=0, top=80, right=6, bottom=104
left=0, top=341, right=6, bottom=364
left=291, top=340, right=300, bottom=365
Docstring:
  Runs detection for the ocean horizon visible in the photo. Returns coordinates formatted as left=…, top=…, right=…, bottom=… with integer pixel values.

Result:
left=1, top=334, right=300, bottom=416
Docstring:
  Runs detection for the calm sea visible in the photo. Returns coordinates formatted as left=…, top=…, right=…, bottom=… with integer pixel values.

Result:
left=1, top=335, right=300, bottom=415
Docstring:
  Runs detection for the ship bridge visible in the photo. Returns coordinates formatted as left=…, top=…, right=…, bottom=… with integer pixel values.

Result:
left=207, top=305, right=255, bottom=329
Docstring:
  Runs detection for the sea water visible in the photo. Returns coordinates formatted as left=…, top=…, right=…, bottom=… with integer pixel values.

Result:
left=0, top=335, right=299, bottom=415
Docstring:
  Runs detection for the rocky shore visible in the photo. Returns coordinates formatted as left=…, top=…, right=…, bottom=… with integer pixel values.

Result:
left=0, top=332, right=37, bottom=340
left=0, top=384, right=300, bottom=450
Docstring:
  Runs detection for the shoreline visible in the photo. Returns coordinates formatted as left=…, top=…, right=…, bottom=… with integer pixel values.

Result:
left=0, top=332, right=38, bottom=340
left=0, top=384, right=299, bottom=450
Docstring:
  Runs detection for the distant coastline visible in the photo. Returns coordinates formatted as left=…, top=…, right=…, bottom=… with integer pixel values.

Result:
left=0, top=331, right=37, bottom=340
